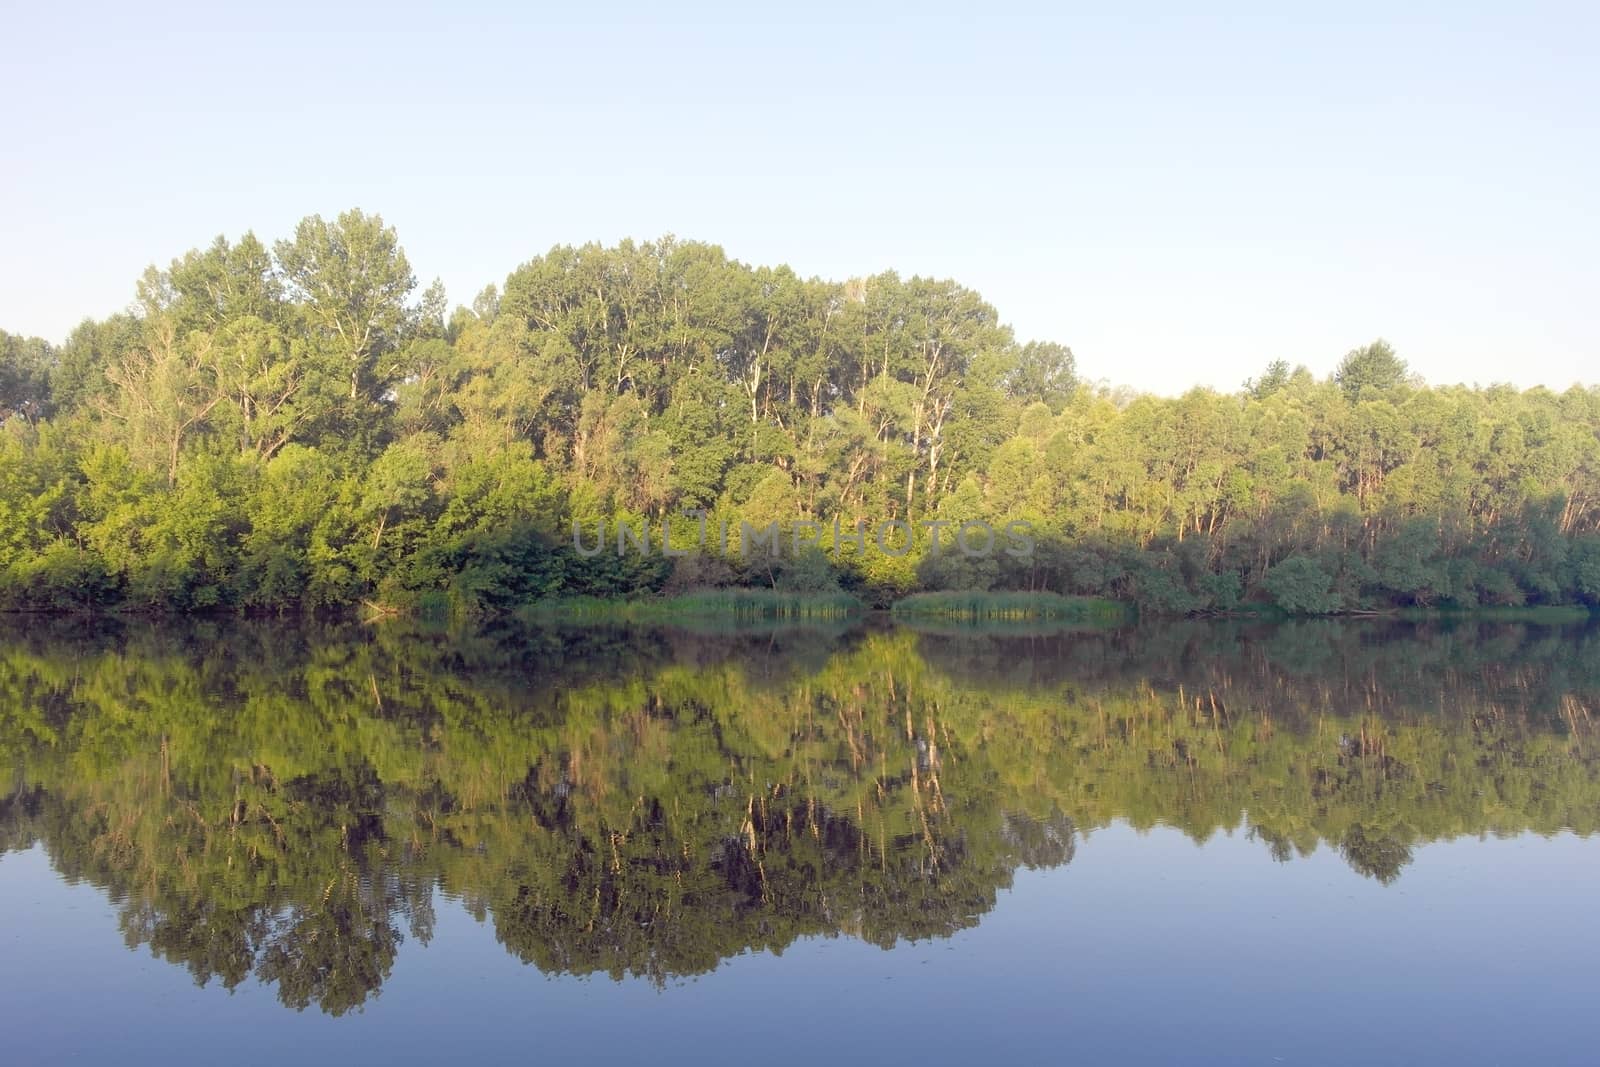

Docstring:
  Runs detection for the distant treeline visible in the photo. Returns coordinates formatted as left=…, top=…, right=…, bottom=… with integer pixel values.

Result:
left=3, top=210, right=1599, bottom=615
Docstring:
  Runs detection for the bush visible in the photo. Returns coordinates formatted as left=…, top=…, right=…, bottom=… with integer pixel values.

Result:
left=1263, top=556, right=1344, bottom=615
left=0, top=542, right=116, bottom=611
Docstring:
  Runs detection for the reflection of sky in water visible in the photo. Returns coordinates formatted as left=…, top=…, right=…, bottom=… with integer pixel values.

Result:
left=4, top=825, right=1596, bottom=1066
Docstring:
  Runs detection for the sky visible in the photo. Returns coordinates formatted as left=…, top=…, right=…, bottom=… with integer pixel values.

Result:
left=2, top=1, right=1595, bottom=395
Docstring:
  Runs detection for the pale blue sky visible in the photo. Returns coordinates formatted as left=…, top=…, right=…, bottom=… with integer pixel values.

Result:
left=2, top=1, right=1595, bottom=394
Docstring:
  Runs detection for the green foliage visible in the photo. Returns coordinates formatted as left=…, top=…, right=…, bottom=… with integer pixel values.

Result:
left=1244, top=359, right=1295, bottom=400
left=773, top=546, right=843, bottom=593
left=0, top=329, right=54, bottom=422
left=2, top=215, right=1599, bottom=618
left=1263, top=555, right=1345, bottom=615
left=274, top=209, right=417, bottom=409
left=1572, top=537, right=1600, bottom=607
left=1335, top=339, right=1408, bottom=401
left=1003, top=340, right=1077, bottom=411
left=0, top=542, right=115, bottom=610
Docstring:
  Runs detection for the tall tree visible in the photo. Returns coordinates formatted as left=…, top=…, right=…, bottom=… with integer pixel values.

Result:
left=274, top=210, right=418, bottom=403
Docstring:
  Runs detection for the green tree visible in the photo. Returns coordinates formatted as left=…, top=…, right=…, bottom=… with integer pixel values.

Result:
left=1263, top=555, right=1343, bottom=614
left=274, top=209, right=418, bottom=404
left=0, top=330, right=54, bottom=423
left=1335, top=339, right=1408, bottom=402
left=1004, top=340, right=1077, bottom=411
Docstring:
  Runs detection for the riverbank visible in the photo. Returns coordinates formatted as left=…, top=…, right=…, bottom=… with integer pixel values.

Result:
left=515, top=589, right=864, bottom=622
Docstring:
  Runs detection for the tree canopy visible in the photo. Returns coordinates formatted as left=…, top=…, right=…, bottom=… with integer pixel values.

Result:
left=3, top=211, right=1599, bottom=616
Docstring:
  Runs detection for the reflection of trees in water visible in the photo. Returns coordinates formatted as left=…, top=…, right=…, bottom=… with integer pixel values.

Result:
left=911, top=617, right=1600, bottom=723
left=1339, top=825, right=1413, bottom=886
left=999, top=811, right=1077, bottom=870
left=0, top=617, right=1596, bottom=1013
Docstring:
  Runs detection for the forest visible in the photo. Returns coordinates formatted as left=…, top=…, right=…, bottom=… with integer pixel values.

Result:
left=3, top=209, right=1600, bottom=615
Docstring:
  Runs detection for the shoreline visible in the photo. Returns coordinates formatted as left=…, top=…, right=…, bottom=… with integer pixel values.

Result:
left=1, top=593, right=1592, bottom=627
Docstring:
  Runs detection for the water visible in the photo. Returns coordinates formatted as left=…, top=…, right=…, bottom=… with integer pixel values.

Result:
left=1, top=617, right=1596, bottom=1065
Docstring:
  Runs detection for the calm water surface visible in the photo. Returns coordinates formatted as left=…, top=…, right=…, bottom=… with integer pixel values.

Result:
left=1, top=618, right=1597, bottom=1065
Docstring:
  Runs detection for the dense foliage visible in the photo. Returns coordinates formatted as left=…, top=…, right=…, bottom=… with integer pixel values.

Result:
left=4, top=211, right=1599, bottom=614
left=1, top=618, right=1595, bottom=1011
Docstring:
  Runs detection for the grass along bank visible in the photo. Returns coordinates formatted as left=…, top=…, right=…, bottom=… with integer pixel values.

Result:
left=518, top=589, right=864, bottom=622
left=890, top=591, right=1131, bottom=623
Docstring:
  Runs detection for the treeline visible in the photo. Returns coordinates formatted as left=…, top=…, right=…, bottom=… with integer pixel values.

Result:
left=3, top=209, right=1599, bottom=614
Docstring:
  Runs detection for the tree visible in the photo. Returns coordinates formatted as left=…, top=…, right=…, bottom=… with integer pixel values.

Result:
left=1335, top=339, right=1408, bottom=402
left=0, top=330, right=53, bottom=424
left=1004, top=340, right=1077, bottom=411
left=1263, top=555, right=1343, bottom=614
left=50, top=314, right=142, bottom=413
left=1244, top=359, right=1292, bottom=400
left=139, top=232, right=282, bottom=333
left=93, top=315, right=226, bottom=485
left=274, top=210, right=418, bottom=403
left=206, top=316, right=319, bottom=459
